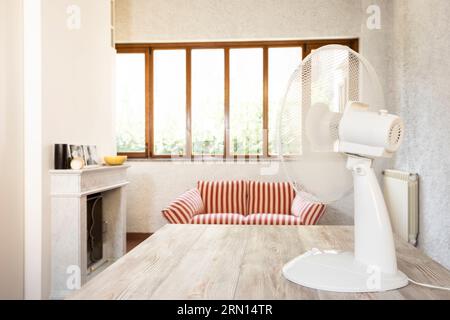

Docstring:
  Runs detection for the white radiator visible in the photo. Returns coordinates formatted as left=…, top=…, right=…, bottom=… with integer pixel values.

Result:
left=382, top=169, right=419, bottom=245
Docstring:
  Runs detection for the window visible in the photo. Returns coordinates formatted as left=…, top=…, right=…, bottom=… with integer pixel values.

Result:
left=153, top=50, right=186, bottom=156
left=191, top=49, right=224, bottom=156
left=116, top=52, right=146, bottom=154
left=230, top=48, right=263, bottom=155
left=268, top=47, right=303, bottom=155
left=116, top=39, right=358, bottom=159
left=310, top=47, right=356, bottom=113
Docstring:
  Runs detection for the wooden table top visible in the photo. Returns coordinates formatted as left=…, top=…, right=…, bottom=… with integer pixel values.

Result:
left=69, top=225, right=450, bottom=300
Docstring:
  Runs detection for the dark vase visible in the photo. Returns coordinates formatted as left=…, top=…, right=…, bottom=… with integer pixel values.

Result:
left=54, top=144, right=69, bottom=169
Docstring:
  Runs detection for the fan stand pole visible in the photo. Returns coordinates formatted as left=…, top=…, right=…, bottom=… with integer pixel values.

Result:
left=282, top=155, right=408, bottom=292
left=348, top=156, right=399, bottom=274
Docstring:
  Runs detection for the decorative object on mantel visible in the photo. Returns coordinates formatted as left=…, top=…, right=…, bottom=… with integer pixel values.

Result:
left=54, top=144, right=70, bottom=169
left=70, top=157, right=85, bottom=170
left=54, top=144, right=100, bottom=170
left=104, top=155, right=127, bottom=166
left=83, top=145, right=99, bottom=166
left=69, top=144, right=84, bottom=161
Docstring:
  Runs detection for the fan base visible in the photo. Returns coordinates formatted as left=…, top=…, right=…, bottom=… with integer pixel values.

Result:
left=283, top=249, right=408, bottom=293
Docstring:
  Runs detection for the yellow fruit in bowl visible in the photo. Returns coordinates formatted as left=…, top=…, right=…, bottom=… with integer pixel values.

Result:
left=104, top=155, right=127, bottom=166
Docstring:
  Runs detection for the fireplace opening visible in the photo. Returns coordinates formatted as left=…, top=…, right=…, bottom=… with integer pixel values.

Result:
left=87, top=193, right=103, bottom=268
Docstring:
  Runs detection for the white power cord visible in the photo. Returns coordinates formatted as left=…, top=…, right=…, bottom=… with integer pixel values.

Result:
left=408, top=277, right=450, bottom=291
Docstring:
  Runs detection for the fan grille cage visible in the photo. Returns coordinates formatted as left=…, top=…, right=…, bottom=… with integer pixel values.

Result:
left=277, top=45, right=386, bottom=203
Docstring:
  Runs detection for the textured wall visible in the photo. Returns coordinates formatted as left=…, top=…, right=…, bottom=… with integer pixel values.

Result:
left=391, top=0, right=450, bottom=269
left=115, top=0, right=361, bottom=42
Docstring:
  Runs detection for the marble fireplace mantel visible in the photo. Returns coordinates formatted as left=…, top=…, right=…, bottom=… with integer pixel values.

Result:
left=50, top=165, right=130, bottom=299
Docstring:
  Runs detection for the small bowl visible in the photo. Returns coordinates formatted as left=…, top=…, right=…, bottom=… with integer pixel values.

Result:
left=104, top=155, right=127, bottom=166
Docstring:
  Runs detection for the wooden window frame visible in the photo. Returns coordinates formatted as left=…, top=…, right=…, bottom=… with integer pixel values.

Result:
left=116, top=47, right=150, bottom=158
left=116, top=39, right=359, bottom=160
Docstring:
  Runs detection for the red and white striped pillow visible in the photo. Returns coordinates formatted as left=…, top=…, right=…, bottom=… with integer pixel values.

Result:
left=197, top=180, right=247, bottom=215
left=291, top=193, right=326, bottom=225
left=247, top=181, right=295, bottom=215
left=162, top=188, right=205, bottom=224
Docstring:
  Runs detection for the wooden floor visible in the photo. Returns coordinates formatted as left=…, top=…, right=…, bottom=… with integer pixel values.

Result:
left=70, top=225, right=450, bottom=300
left=126, top=233, right=152, bottom=252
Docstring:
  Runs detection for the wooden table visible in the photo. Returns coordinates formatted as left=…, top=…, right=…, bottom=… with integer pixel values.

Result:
left=69, top=225, right=450, bottom=300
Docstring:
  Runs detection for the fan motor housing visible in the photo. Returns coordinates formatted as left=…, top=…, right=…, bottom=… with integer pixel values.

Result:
left=339, top=102, right=404, bottom=158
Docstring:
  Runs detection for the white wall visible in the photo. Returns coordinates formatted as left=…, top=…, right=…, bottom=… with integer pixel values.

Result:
left=391, top=0, right=450, bottom=269
left=0, top=0, right=25, bottom=299
left=39, top=0, right=116, bottom=298
left=115, top=0, right=399, bottom=233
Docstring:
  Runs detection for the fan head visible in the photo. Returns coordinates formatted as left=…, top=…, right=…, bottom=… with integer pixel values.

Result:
left=277, top=45, right=386, bottom=203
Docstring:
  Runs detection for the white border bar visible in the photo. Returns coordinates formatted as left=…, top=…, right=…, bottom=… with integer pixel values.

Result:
left=24, top=0, right=42, bottom=300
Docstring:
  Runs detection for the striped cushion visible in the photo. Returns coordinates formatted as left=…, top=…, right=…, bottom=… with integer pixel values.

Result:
left=247, top=181, right=295, bottom=215
left=190, top=213, right=246, bottom=225
left=197, top=181, right=247, bottom=215
left=246, top=214, right=302, bottom=225
left=162, top=188, right=205, bottom=224
left=291, top=194, right=326, bottom=225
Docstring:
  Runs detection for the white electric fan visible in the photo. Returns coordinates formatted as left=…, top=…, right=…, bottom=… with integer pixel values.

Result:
left=278, top=45, right=408, bottom=292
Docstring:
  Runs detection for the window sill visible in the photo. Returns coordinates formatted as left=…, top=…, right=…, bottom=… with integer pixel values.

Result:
left=126, top=157, right=281, bottom=163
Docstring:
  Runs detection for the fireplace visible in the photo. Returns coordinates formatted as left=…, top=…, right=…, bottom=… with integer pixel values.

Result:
left=50, top=165, right=129, bottom=299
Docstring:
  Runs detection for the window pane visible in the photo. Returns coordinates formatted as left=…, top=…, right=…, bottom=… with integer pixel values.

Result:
left=230, top=48, right=263, bottom=155
left=311, top=48, right=350, bottom=113
left=153, top=50, right=186, bottom=155
left=192, top=49, right=224, bottom=156
left=116, top=53, right=146, bottom=153
left=268, top=47, right=302, bottom=154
